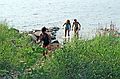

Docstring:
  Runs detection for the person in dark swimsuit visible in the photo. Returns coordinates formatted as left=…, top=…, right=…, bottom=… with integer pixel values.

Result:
left=39, top=27, right=51, bottom=47
left=38, top=27, right=51, bottom=57
left=63, top=20, right=71, bottom=37
left=72, top=19, right=81, bottom=38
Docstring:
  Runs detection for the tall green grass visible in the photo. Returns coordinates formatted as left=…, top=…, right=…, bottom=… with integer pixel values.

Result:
left=0, top=23, right=44, bottom=78
left=1, top=23, right=120, bottom=79
left=41, top=36, right=120, bottom=79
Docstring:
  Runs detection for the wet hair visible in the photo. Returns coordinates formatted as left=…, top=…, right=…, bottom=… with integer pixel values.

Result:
left=42, top=27, right=47, bottom=33
left=74, top=19, right=77, bottom=22
left=66, top=20, right=70, bottom=24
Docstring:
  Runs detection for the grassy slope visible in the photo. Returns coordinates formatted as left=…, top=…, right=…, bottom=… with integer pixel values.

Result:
left=1, top=23, right=120, bottom=79
left=0, top=23, right=44, bottom=78
left=42, top=36, right=120, bottom=79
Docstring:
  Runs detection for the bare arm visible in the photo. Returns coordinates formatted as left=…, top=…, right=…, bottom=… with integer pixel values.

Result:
left=72, top=22, right=75, bottom=30
left=36, top=34, right=42, bottom=43
left=78, top=22, right=81, bottom=30
left=70, top=23, right=71, bottom=30
left=63, top=23, right=66, bottom=26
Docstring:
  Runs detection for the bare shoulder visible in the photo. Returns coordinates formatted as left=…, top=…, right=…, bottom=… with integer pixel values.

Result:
left=77, top=22, right=80, bottom=24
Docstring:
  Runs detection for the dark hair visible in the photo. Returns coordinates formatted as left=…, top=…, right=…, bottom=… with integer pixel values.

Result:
left=42, top=27, right=47, bottom=33
left=74, top=19, right=77, bottom=22
left=66, top=20, right=70, bottom=24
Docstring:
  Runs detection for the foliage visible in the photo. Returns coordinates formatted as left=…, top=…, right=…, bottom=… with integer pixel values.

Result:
left=1, top=23, right=120, bottom=79
left=43, top=36, right=120, bottom=79
left=0, top=23, right=44, bottom=78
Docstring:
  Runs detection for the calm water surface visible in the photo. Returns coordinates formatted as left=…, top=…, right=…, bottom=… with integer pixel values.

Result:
left=0, top=0, right=120, bottom=40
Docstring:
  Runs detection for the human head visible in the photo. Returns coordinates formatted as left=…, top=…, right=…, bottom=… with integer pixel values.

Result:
left=66, top=19, right=70, bottom=24
left=74, top=19, right=77, bottom=22
left=42, top=27, right=47, bottom=33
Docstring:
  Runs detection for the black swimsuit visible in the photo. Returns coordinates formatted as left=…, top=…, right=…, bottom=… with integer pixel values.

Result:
left=41, top=33, right=50, bottom=47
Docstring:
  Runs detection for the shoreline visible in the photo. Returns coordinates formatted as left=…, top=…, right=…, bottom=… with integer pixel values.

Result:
left=1, top=21, right=120, bottom=79
left=1, top=21, right=120, bottom=44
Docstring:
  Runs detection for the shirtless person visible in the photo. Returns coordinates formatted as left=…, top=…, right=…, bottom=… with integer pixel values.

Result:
left=37, top=27, right=51, bottom=57
left=39, top=27, right=51, bottom=47
left=72, top=19, right=81, bottom=38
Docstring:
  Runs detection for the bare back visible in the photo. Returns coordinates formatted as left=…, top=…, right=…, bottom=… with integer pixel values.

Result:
left=73, top=22, right=81, bottom=30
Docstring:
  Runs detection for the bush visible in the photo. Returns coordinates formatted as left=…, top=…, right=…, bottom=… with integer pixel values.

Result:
left=43, top=36, right=120, bottom=79
left=1, top=23, right=120, bottom=79
left=0, top=23, right=44, bottom=78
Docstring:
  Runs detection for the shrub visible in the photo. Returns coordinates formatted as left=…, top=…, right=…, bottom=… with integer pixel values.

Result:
left=0, top=23, right=44, bottom=78
left=1, top=23, right=120, bottom=79
left=43, top=36, right=120, bottom=79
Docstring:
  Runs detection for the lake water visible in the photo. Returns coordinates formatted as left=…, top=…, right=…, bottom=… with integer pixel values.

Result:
left=0, top=0, right=120, bottom=41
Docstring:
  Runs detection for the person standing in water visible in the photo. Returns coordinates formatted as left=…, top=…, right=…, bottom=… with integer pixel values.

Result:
left=63, top=20, right=71, bottom=37
left=72, top=19, right=81, bottom=38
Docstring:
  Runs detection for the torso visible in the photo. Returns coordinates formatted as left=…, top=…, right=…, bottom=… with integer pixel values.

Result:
left=40, top=33, right=50, bottom=47
left=73, top=22, right=79, bottom=30
left=65, top=23, right=71, bottom=30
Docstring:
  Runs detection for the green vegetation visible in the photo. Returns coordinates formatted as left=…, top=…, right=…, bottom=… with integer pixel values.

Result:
left=0, top=23, right=120, bottom=79
left=0, top=23, right=45, bottom=78
left=43, top=36, right=120, bottom=79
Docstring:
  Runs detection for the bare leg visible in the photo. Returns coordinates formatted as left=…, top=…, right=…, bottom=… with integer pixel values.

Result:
left=74, top=29, right=79, bottom=38
left=76, top=30, right=79, bottom=38
left=68, top=30, right=70, bottom=36
left=65, top=29, right=67, bottom=37
left=74, top=30, right=77, bottom=37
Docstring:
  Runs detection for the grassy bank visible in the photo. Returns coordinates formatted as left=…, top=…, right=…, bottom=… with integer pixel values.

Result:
left=0, top=23, right=45, bottom=78
left=0, top=23, right=120, bottom=79
left=42, top=36, right=120, bottom=79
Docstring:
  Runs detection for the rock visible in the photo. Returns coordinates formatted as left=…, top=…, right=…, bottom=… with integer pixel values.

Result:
left=47, top=43, right=60, bottom=51
left=34, top=31, right=41, bottom=36
left=28, top=34, right=37, bottom=42
left=28, top=26, right=60, bottom=42
left=52, top=27, right=60, bottom=31
left=48, top=27, right=60, bottom=32
left=51, top=36, right=56, bottom=40
left=47, top=29, right=52, bottom=32
left=10, top=28, right=19, bottom=32
left=51, top=31, right=56, bottom=36
left=35, top=30, right=41, bottom=32
left=51, top=40, right=59, bottom=44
